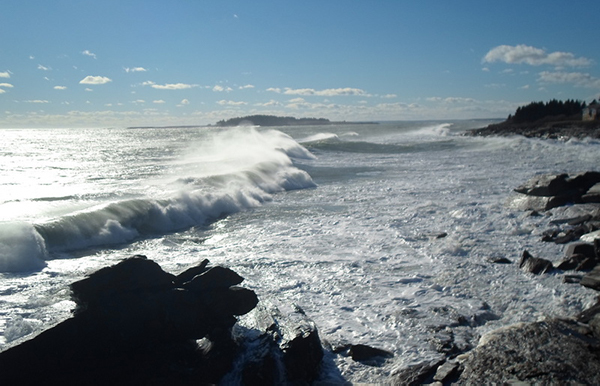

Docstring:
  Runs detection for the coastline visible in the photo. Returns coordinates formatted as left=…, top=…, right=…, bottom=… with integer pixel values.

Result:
left=467, top=119, right=600, bottom=139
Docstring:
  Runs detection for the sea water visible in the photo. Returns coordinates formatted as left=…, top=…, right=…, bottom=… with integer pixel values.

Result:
left=1, top=122, right=599, bottom=382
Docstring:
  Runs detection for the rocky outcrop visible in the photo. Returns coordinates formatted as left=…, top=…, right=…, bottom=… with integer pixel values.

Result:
left=519, top=250, right=553, bottom=274
left=457, top=318, right=600, bottom=384
left=0, top=256, right=326, bottom=385
left=512, top=172, right=600, bottom=211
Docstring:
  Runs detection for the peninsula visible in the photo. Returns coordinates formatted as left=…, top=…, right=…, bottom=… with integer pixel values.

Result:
left=469, top=99, right=600, bottom=139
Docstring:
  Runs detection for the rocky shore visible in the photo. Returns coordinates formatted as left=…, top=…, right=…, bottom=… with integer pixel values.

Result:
left=396, top=171, right=600, bottom=385
left=468, top=119, right=600, bottom=140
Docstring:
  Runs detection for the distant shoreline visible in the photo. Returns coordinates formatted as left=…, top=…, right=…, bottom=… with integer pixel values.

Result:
left=468, top=119, right=600, bottom=139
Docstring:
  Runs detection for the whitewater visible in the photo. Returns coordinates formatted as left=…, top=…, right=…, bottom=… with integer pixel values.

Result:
left=1, top=121, right=599, bottom=382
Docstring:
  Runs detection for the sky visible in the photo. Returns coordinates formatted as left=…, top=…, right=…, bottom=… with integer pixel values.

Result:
left=1, top=0, right=599, bottom=128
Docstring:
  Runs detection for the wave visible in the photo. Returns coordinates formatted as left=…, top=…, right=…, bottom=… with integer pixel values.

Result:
left=0, top=128, right=316, bottom=273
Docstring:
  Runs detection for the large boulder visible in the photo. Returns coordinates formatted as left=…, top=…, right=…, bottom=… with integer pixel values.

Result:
left=519, top=250, right=553, bottom=274
left=0, top=256, right=259, bottom=385
left=458, top=319, right=600, bottom=384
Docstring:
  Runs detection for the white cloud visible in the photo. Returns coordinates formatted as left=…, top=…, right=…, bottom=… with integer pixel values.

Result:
left=180, top=99, right=189, bottom=105
left=85, top=88, right=93, bottom=92
left=217, top=100, right=247, bottom=106
left=239, top=84, right=255, bottom=89
left=125, top=67, right=147, bottom=73
left=151, top=83, right=194, bottom=90
left=0, top=83, right=14, bottom=88
left=254, top=100, right=281, bottom=107
left=0, top=89, right=5, bottom=94
left=538, top=71, right=600, bottom=88
left=37, top=64, right=51, bottom=71
left=79, top=76, right=112, bottom=85
left=153, top=100, right=166, bottom=104
left=271, top=87, right=370, bottom=97
left=521, top=85, right=530, bottom=89
left=54, top=86, right=67, bottom=90
left=82, top=50, right=97, bottom=59
left=213, top=85, right=233, bottom=92
left=132, top=100, right=145, bottom=104
left=25, top=100, right=49, bottom=103
left=482, top=67, right=490, bottom=72
left=483, top=44, right=592, bottom=67
left=381, top=94, right=397, bottom=99
left=0, top=71, right=10, bottom=78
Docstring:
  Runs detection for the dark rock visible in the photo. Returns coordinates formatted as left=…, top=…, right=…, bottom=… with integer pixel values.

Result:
left=172, top=258, right=209, bottom=286
left=182, top=266, right=244, bottom=291
left=0, top=256, right=259, bottom=385
left=565, top=242, right=596, bottom=259
left=577, top=257, right=598, bottom=271
left=581, top=266, right=600, bottom=290
left=70, top=255, right=175, bottom=313
left=283, top=325, right=324, bottom=381
left=563, top=275, right=583, bottom=284
left=392, top=359, right=444, bottom=386
left=458, top=319, right=600, bottom=384
left=227, top=302, right=326, bottom=385
left=577, top=298, right=600, bottom=323
left=348, top=344, right=394, bottom=362
left=567, top=214, right=593, bottom=226
left=519, top=250, right=553, bottom=274
left=556, top=254, right=585, bottom=270
left=514, top=173, right=571, bottom=197
left=433, top=361, right=460, bottom=383
left=488, top=257, right=512, bottom=264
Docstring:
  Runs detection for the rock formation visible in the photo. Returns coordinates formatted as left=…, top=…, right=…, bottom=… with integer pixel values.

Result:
left=0, top=255, right=326, bottom=385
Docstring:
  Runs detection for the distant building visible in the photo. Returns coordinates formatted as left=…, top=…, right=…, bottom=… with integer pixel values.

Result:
left=583, top=103, right=600, bottom=121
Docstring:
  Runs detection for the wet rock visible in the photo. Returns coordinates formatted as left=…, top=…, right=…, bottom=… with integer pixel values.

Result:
left=563, top=274, right=583, bottom=284
left=392, top=359, right=444, bottom=386
left=458, top=319, right=600, bottom=384
left=228, top=302, right=326, bottom=385
left=519, top=250, right=553, bottom=274
left=566, top=242, right=596, bottom=259
left=581, top=266, right=600, bottom=290
left=433, top=361, right=460, bottom=383
left=514, top=173, right=571, bottom=197
left=348, top=344, right=394, bottom=362
left=488, top=257, right=512, bottom=264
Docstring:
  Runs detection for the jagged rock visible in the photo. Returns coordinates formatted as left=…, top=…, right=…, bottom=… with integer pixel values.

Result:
left=519, top=250, right=553, bottom=274
left=514, top=173, right=571, bottom=197
left=228, top=302, right=326, bottom=385
left=392, top=359, right=444, bottom=386
left=0, top=256, right=259, bottom=385
left=433, top=361, right=460, bottom=382
left=581, top=266, right=600, bottom=290
left=458, top=319, right=600, bottom=384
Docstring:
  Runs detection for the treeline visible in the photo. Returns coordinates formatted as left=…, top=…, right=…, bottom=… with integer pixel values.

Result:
left=508, top=99, right=586, bottom=123
left=215, top=115, right=331, bottom=127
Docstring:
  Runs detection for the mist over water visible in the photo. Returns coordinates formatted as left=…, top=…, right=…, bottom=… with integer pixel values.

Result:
left=1, top=122, right=599, bottom=382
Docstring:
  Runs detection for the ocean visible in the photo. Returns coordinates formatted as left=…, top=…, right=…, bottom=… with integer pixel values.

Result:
left=1, top=121, right=599, bottom=382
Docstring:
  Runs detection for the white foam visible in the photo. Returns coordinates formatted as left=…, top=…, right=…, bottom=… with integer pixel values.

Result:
left=0, top=222, right=48, bottom=272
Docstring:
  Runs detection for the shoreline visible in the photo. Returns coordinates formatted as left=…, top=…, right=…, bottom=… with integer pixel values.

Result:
left=467, top=119, right=600, bottom=139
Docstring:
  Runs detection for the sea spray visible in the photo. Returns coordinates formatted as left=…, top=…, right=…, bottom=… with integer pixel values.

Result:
left=0, top=222, right=48, bottom=272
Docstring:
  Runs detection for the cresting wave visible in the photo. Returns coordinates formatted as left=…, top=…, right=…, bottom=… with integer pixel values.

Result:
left=0, top=128, right=316, bottom=273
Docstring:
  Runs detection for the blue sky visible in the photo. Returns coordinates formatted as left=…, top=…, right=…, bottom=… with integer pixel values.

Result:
left=1, top=1, right=599, bottom=127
